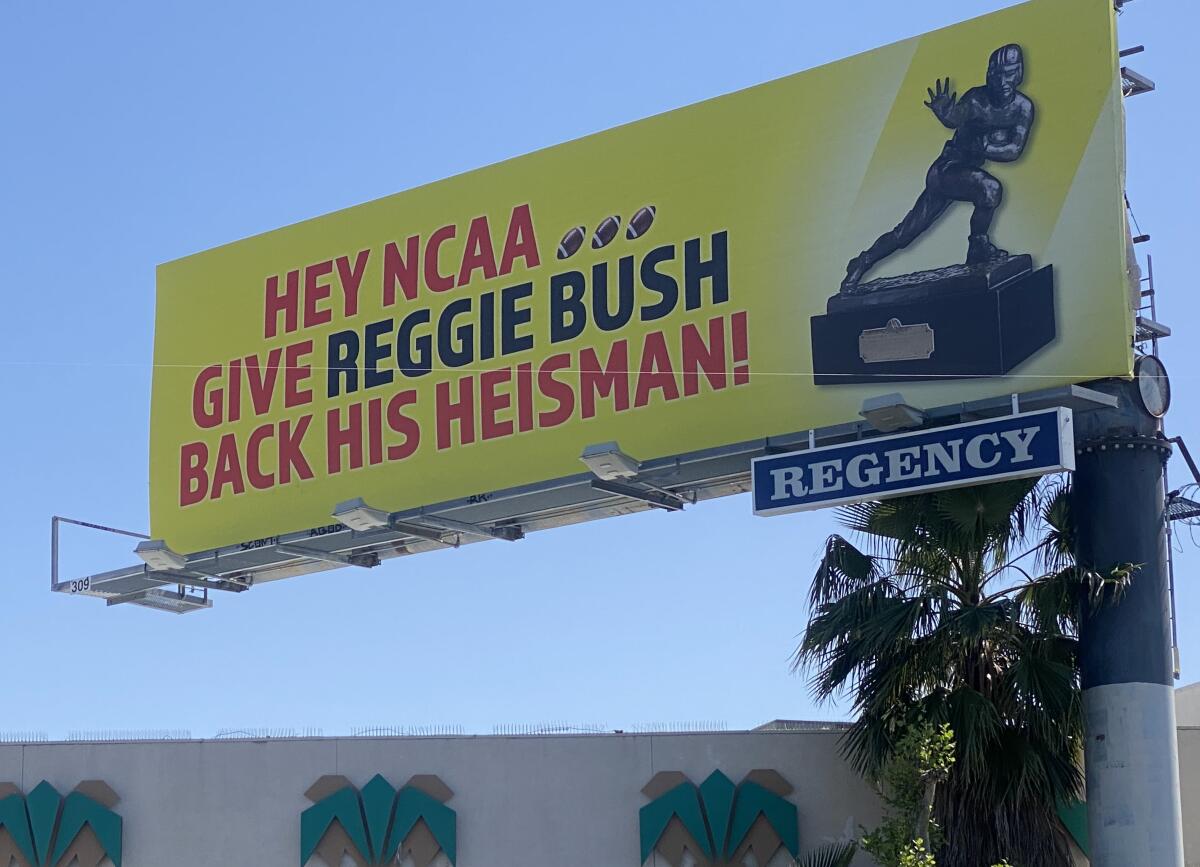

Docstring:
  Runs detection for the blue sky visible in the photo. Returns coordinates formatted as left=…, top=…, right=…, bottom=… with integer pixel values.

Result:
left=0, top=0, right=1194, bottom=738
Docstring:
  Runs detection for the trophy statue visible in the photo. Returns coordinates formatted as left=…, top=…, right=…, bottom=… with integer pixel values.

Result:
left=811, top=44, right=1056, bottom=385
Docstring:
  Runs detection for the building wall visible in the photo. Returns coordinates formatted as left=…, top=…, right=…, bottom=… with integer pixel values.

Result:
left=18, top=727, right=1200, bottom=864
left=1176, top=683, right=1200, bottom=727
left=0, top=730, right=883, bottom=867
left=1177, top=728, right=1200, bottom=867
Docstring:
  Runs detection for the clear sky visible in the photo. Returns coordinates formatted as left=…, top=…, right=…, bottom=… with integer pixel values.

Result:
left=0, top=0, right=1195, bottom=739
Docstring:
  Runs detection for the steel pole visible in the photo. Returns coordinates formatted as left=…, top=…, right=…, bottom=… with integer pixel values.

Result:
left=1073, top=379, right=1184, bottom=866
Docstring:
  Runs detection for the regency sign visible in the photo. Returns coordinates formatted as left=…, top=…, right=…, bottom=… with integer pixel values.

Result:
left=752, top=408, right=1075, bottom=517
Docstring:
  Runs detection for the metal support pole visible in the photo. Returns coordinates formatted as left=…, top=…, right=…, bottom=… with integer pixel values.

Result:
left=1073, top=379, right=1184, bottom=866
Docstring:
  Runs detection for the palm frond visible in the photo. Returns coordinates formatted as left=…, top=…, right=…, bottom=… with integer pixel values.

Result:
left=1036, top=479, right=1075, bottom=572
left=811, top=535, right=878, bottom=607
left=795, top=840, right=858, bottom=867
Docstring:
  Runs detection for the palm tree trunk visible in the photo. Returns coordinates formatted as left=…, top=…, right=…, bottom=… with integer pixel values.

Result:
left=937, top=782, right=1073, bottom=866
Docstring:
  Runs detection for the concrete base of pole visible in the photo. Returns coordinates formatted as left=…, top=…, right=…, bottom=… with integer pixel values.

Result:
left=1083, top=681, right=1185, bottom=866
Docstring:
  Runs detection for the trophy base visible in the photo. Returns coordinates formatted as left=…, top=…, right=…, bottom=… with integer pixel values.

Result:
left=810, top=257, right=1055, bottom=385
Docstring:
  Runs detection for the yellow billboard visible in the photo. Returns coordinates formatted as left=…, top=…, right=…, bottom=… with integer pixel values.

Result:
left=152, top=0, right=1130, bottom=554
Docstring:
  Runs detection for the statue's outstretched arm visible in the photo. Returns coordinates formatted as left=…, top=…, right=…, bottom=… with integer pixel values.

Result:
left=925, top=77, right=965, bottom=129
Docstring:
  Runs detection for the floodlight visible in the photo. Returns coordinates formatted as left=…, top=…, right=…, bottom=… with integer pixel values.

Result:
left=580, top=442, right=641, bottom=480
left=332, top=497, right=392, bottom=531
left=134, top=539, right=188, bottom=572
left=859, top=393, right=926, bottom=433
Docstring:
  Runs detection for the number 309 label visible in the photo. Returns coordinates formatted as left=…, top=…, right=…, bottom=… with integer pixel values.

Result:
left=68, top=577, right=91, bottom=594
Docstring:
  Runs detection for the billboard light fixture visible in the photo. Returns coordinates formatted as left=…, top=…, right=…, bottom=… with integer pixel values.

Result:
left=333, top=498, right=392, bottom=532
left=581, top=442, right=641, bottom=480
left=860, top=393, right=926, bottom=433
left=134, top=540, right=188, bottom=572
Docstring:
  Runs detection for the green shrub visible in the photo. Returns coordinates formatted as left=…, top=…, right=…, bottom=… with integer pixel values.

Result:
left=862, top=723, right=954, bottom=867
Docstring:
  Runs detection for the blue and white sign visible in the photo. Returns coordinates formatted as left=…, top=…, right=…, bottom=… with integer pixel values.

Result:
left=752, top=408, right=1075, bottom=517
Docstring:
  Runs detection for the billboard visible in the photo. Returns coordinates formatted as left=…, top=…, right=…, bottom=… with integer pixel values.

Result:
left=151, top=0, right=1129, bottom=554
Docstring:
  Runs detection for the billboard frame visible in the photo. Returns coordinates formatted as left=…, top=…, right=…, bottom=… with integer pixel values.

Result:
left=52, top=383, right=1115, bottom=613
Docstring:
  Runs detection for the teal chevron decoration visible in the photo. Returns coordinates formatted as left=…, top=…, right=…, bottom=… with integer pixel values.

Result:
left=1057, top=798, right=1088, bottom=857
left=389, top=786, right=457, bottom=865
left=728, top=779, right=799, bottom=859
left=301, top=773, right=456, bottom=867
left=639, top=770, right=799, bottom=867
left=639, top=781, right=711, bottom=862
left=0, top=780, right=122, bottom=867
left=300, top=785, right=370, bottom=864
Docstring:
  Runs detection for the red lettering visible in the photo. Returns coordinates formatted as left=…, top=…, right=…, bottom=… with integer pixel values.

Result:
left=731, top=310, right=750, bottom=385
left=367, top=397, right=384, bottom=466
left=425, top=225, right=457, bottom=293
left=580, top=341, right=630, bottom=419
left=278, top=416, right=314, bottom=483
left=457, top=216, right=499, bottom=286
left=681, top=317, right=727, bottom=396
left=227, top=358, right=242, bottom=422
left=264, top=270, right=299, bottom=338
left=211, top=433, right=246, bottom=500
left=246, top=424, right=274, bottom=490
left=538, top=354, right=574, bottom=427
left=191, top=365, right=223, bottom=429
left=500, top=204, right=540, bottom=274
left=480, top=368, right=513, bottom=441
left=386, top=390, right=420, bottom=460
left=515, top=362, right=534, bottom=433
left=303, top=260, right=335, bottom=329
left=383, top=235, right=420, bottom=305
left=336, top=249, right=370, bottom=318
left=634, top=332, right=680, bottom=407
left=326, top=404, right=363, bottom=474
left=436, top=376, right=475, bottom=450
left=246, top=348, right=282, bottom=415
left=284, top=341, right=313, bottom=408
left=179, top=442, right=209, bottom=506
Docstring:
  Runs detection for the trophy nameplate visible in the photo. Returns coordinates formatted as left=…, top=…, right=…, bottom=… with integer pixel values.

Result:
left=859, top=319, right=935, bottom=363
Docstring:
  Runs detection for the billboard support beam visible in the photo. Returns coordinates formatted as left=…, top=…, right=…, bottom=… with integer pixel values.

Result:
left=390, top=521, right=459, bottom=547
left=275, top=544, right=379, bottom=568
left=106, top=588, right=157, bottom=607
left=126, top=571, right=246, bottom=595
left=589, top=479, right=686, bottom=512
left=1073, top=378, right=1185, bottom=866
left=417, top=516, right=524, bottom=542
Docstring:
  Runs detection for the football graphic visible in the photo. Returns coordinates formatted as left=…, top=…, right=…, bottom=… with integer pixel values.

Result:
left=591, top=215, right=622, bottom=249
left=557, top=225, right=587, bottom=259
left=626, top=205, right=656, bottom=239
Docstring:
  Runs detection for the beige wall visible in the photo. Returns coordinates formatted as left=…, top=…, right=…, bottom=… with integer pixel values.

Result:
left=1178, top=728, right=1200, bottom=866
left=1177, top=684, right=1200, bottom=727
left=0, top=730, right=882, bottom=867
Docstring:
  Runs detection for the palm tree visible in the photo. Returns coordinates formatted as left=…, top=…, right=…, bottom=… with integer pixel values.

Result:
left=794, top=478, right=1125, bottom=866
